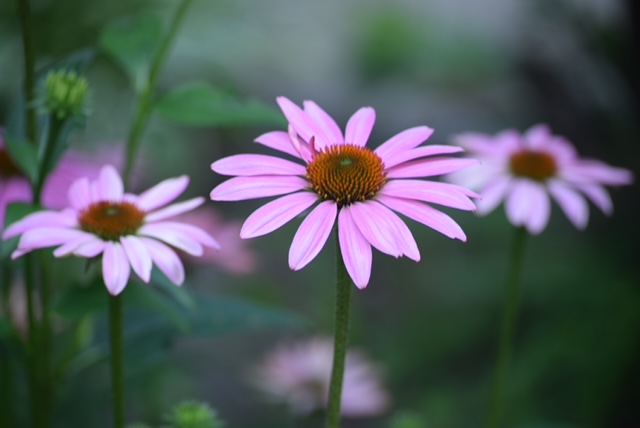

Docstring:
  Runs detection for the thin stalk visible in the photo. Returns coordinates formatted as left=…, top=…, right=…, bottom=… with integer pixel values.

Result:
left=33, top=116, right=64, bottom=204
left=108, top=293, right=125, bottom=428
left=487, top=227, right=528, bottom=428
left=122, top=0, right=194, bottom=186
left=39, top=255, right=53, bottom=428
left=326, top=231, right=352, bottom=428
left=16, top=0, right=37, bottom=147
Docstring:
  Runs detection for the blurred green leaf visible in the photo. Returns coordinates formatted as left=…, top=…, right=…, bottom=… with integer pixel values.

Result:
left=127, top=282, right=190, bottom=333
left=3, top=136, right=38, bottom=184
left=99, top=13, right=162, bottom=92
left=151, top=268, right=196, bottom=312
left=1, top=203, right=43, bottom=259
left=155, top=82, right=286, bottom=127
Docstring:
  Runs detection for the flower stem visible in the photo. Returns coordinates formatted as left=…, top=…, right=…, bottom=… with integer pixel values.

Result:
left=122, top=0, right=193, bottom=187
left=33, top=116, right=65, bottom=204
left=326, top=231, right=352, bottom=428
left=15, top=0, right=37, bottom=147
left=24, top=254, right=43, bottom=428
left=487, top=226, right=528, bottom=428
left=108, top=293, right=125, bottom=428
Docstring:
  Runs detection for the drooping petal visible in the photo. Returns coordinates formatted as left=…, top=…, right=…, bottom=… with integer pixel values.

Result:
left=210, top=176, right=308, bottom=201
left=288, top=201, right=337, bottom=270
left=138, top=223, right=204, bottom=256
left=345, top=107, right=375, bottom=147
left=149, top=221, right=220, bottom=249
left=97, top=165, right=124, bottom=201
left=573, top=182, right=612, bottom=215
left=382, top=145, right=464, bottom=169
left=211, top=154, right=306, bottom=176
left=53, top=234, right=103, bottom=257
left=120, top=235, right=153, bottom=283
left=476, top=175, right=512, bottom=215
left=380, top=180, right=477, bottom=211
left=145, top=197, right=205, bottom=222
left=563, top=161, right=633, bottom=186
left=523, top=182, right=551, bottom=234
left=374, top=126, right=434, bottom=161
left=303, top=100, right=344, bottom=146
left=254, top=131, right=301, bottom=159
left=377, top=195, right=466, bottom=241
left=13, top=227, right=89, bottom=258
left=139, top=237, right=185, bottom=285
left=71, top=238, right=107, bottom=258
left=386, top=157, right=479, bottom=178
left=338, top=208, right=371, bottom=289
left=68, top=177, right=92, bottom=210
left=102, top=241, right=131, bottom=296
left=505, top=179, right=537, bottom=227
left=3, top=210, right=77, bottom=240
left=548, top=179, right=589, bottom=229
left=241, top=192, right=318, bottom=238
left=136, top=176, right=189, bottom=212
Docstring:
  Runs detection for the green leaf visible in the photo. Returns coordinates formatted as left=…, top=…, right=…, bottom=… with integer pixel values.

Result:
left=99, top=14, right=162, bottom=92
left=3, top=136, right=38, bottom=183
left=55, top=283, right=107, bottom=320
left=155, top=82, right=286, bottom=127
left=126, top=282, right=190, bottom=333
left=1, top=203, right=43, bottom=259
left=151, top=268, right=196, bottom=312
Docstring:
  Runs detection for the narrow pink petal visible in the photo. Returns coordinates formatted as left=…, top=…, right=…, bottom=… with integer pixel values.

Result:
left=573, top=182, right=612, bottom=215
left=3, top=210, right=77, bottom=240
left=303, top=100, right=344, bottom=146
left=211, top=154, right=306, bottom=176
left=14, top=227, right=89, bottom=257
left=138, top=223, right=204, bottom=256
left=277, top=97, right=325, bottom=144
left=120, top=235, right=153, bottom=283
left=241, top=192, right=318, bottom=238
left=288, top=125, right=314, bottom=163
left=476, top=175, right=512, bottom=215
left=102, top=242, right=131, bottom=296
left=376, top=195, right=466, bottom=241
left=254, top=131, right=301, bottom=159
left=362, top=201, right=420, bottom=261
left=563, top=161, right=633, bottom=186
left=288, top=201, right=337, bottom=270
left=524, top=124, right=552, bottom=149
left=139, top=237, right=185, bottom=285
left=68, top=177, right=91, bottom=210
left=505, top=179, right=536, bottom=226
left=136, top=176, right=189, bottom=212
left=53, top=234, right=102, bottom=257
left=345, top=107, right=375, bottom=147
left=548, top=180, right=589, bottom=229
left=374, top=126, right=434, bottom=161
left=387, top=157, right=479, bottom=178
left=71, top=238, right=107, bottom=258
left=145, top=197, right=204, bottom=222
left=98, top=165, right=124, bottom=201
left=523, top=183, right=551, bottom=234
left=348, top=202, right=402, bottom=258
left=210, top=176, right=308, bottom=201
left=382, top=145, right=464, bottom=169
left=338, top=208, right=371, bottom=289
left=380, top=180, right=477, bottom=211
left=147, top=221, right=220, bottom=249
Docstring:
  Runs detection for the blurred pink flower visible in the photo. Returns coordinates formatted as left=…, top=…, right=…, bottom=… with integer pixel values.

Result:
left=3, top=165, right=219, bottom=295
left=448, top=125, right=633, bottom=234
left=174, top=207, right=259, bottom=274
left=211, top=97, right=477, bottom=288
left=252, top=337, right=390, bottom=417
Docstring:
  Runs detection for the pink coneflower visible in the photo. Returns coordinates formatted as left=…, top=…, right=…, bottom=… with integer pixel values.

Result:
left=3, top=165, right=220, bottom=295
left=448, top=125, right=633, bottom=234
left=252, top=337, right=390, bottom=417
left=210, top=97, right=477, bottom=288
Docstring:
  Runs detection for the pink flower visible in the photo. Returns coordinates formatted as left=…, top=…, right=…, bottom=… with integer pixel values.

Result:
left=174, top=207, right=259, bottom=274
left=448, top=125, right=633, bottom=234
left=252, top=337, right=390, bottom=417
left=3, top=165, right=220, bottom=295
left=210, top=97, right=477, bottom=288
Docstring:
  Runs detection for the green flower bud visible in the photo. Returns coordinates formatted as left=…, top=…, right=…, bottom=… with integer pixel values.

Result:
left=42, top=69, right=89, bottom=119
left=164, top=400, right=224, bottom=428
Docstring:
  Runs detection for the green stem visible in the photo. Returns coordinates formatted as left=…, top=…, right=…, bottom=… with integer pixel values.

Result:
left=33, top=117, right=64, bottom=204
left=487, top=227, right=528, bottom=428
left=109, top=293, right=125, bottom=428
left=122, top=0, right=193, bottom=187
left=16, top=0, right=37, bottom=147
left=24, top=254, right=42, bottom=428
left=39, top=256, right=53, bottom=428
left=326, top=231, right=352, bottom=428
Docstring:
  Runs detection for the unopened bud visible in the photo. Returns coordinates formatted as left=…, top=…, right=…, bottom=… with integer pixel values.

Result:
left=42, top=69, right=89, bottom=119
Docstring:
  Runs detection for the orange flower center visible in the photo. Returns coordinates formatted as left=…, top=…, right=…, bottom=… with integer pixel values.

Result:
left=306, top=144, right=386, bottom=206
left=509, top=150, right=557, bottom=181
left=78, top=201, right=145, bottom=241
left=0, top=149, right=24, bottom=178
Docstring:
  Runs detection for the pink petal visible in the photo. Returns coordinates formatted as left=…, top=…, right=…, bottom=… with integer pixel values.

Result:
left=288, top=125, right=314, bottom=163
left=359, top=201, right=420, bottom=261
left=345, top=107, right=375, bottom=147
left=254, top=130, right=301, bottom=159
left=102, top=242, right=131, bottom=296
left=71, top=238, right=107, bottom=258
left=138, top=223, right=204, bottom=256
left=139, top=237, right=185, bottom=285
left=505, top=179, right=537, bottom=226
left=68, top=177, right=92, bottom=210
left=380, top=180, right=477, bottom=211
left=563, top=161, right=633, bottom=186
left=13, top=227, right=89, bottom=258
left=148, top=221, right=220, bottom=249
left=277, top=97, right=326, bottom=144
left=211, top=154, right=306, bottom=176
left=136, top=176, right=189, bottom=212
left=523, top=183, right=551, bottom=234
left=288, top=201, right=337, bottom=270
left=374, top=126, right=434, bottom=161
left=145, top=197, right=204, bottom=222
left=524, top=124, right=552, bottom=149
left=210, top=176, right=308, bottom=201
left=241, top=192, right=318, bottom=238
left=382, top=145, right=464, bottom=169
left=120, top=235, right=153, bottom=283
left=3, top=209, right=77, bottom=240
left=376, top=195, right=466, bottom=241
left=476, top=175, right=512, bottom=215
left=97, top=165, right=124, bottom=201
left=573, top=182, right=612, bottom=215
left=548, top=180, right=589, bottom=229
left=338, top=208, right=371, bottom=289
left=387, top=157, right=479, bottom=178
left=53, top=234, right=103, bottom=257
left=303, top=100, right=344, bottom=147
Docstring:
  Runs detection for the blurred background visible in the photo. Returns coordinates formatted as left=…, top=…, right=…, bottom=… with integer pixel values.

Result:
left=0, top=0, right=638, bottom=427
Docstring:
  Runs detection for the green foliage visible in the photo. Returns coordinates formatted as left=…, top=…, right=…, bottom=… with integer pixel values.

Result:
left=389, top=412, right=427, bottom=428
left=100, top=13, right=163, bottom=92
left=164, top=400, right=224, bottom=428
left=3, top=137, right=38, bottom=184
left=155, top=82, right=285, bottom=127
